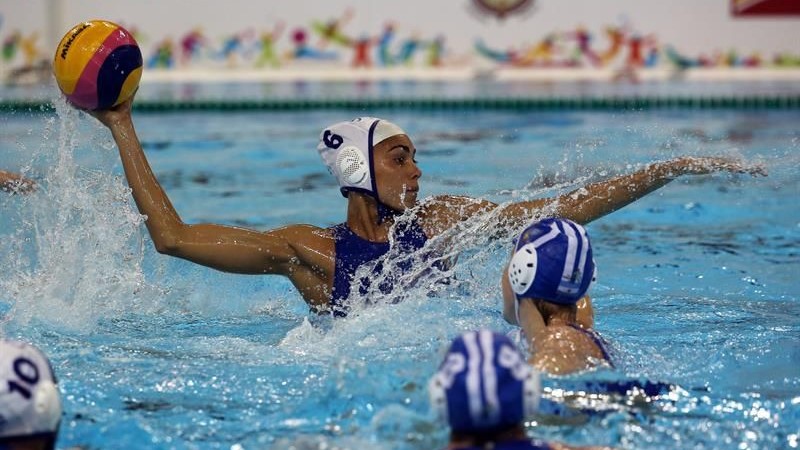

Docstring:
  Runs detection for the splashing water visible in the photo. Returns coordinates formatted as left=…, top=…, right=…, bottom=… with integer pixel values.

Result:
left=1, top=98, right=165, bottom=332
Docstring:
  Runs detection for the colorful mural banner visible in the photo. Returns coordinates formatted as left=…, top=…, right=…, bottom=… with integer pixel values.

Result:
left=2, top=1, right=800, bottom=85
left=731, top=0, right=800, bottom=16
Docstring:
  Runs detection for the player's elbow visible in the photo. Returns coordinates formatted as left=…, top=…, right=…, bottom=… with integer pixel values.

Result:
left=151, top=231, right=181, bottom=255
left=144, top=220, right=189, bottom=255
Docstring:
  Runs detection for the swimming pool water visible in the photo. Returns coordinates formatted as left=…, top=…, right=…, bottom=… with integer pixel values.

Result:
left=1, top=101, right=798, bottom=449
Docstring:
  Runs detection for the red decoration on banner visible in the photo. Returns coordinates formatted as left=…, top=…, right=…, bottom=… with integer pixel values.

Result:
left=731, top=0, right=800, bottom=16
left=472, top=0, right=535, bottom=20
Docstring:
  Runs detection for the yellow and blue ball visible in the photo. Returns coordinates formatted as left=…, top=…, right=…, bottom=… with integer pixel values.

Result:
left=53, top=20, right=142, bottom=110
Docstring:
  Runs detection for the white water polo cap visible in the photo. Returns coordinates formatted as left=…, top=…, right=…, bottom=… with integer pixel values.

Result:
left=508, top=218, right=596, bottom=304
left=317, top=117, right=407, bottom=197
left=0, top=339, right=62, bottom=441
left=428, top=330, right=541, bottom=433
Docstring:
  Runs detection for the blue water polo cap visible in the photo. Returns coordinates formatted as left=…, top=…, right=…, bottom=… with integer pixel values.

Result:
left=507, top=218, right=595, bottom=304
left=428, top=330, right=540, bottom=433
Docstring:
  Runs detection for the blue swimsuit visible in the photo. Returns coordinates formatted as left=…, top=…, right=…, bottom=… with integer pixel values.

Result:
left=568, top=323, right=615, bottom=367
left=452, top=439, right=553, bottom=450
left=330, top=220, right=428, bottom=317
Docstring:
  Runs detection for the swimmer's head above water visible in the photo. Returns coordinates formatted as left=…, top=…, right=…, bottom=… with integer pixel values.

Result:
left=428, top=330, right=540, bottom=434
left=317, top=117, right=421, bottom=215
left=0, top=339, right=63, bottom=450
left=507, top=218, right=596, bottom=305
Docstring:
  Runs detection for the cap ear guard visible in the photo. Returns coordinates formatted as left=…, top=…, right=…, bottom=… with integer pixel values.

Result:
left=508, top=245, right=538, bottom=325
left=508, top=244, right=538, bottom=297
left=428, top=330, right=540, bottom=433
left=336, top=145, right=369, bottom=185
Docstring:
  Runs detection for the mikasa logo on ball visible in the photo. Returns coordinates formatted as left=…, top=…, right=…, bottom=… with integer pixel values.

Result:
left=336, top=146, right=368, bottom=185
left=59, top=22, right=91, bottom=59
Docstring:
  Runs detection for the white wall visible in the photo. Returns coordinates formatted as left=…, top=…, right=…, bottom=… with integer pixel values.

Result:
left=2, top=0, right=798, bottom=65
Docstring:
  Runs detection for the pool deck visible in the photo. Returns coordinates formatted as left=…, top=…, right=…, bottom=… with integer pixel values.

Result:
left=2, top=66, right=799, bottom=111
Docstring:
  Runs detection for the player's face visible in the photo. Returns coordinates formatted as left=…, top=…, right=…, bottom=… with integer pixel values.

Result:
left=372, top=134, right=421, bottom=211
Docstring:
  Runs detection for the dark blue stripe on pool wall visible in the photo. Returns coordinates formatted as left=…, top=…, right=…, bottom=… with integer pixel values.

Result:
left=96, top=45, right=143, bottom=110
left=3, top=96, right=800, bottom=113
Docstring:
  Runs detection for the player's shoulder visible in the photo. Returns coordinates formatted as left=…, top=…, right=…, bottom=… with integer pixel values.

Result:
left=417, top=195, right=495, bottom=236
left=269, top=223, right=335, bottom=241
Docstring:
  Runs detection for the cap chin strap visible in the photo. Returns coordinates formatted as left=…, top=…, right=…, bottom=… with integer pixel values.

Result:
left=367, top=119, right=398, bottom=224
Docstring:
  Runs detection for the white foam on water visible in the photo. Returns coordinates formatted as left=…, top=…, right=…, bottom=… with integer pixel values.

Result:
left=1, top=98, right=167, bottom=332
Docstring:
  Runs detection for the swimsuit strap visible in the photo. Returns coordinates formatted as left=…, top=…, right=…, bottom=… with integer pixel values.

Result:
left=567, top=323, right=614, bottom=366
